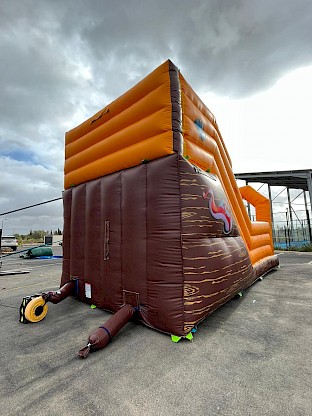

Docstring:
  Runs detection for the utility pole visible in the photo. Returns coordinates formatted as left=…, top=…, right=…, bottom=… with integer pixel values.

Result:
left=0, top=218, right=7, bottom=268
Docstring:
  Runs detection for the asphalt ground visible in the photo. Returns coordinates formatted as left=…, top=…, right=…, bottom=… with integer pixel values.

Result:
left=0, top=248, right=311, bottom=416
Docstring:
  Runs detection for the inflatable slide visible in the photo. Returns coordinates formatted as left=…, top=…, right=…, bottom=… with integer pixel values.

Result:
left=21, top=60, right=279, bottom=354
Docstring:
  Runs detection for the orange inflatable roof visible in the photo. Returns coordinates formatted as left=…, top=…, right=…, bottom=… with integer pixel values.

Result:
left=65, top=59, right=231, bottom=190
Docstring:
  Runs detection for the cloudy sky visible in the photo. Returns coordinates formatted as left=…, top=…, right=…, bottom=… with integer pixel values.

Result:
left=1, top=0, right=312, bottom=234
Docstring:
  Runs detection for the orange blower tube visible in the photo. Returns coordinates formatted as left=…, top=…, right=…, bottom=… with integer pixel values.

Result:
left=78, top=304, right=136, bottom=358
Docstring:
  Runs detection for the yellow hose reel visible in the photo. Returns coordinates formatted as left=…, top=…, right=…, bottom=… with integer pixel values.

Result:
left=20, top=295, right=48, bottom=323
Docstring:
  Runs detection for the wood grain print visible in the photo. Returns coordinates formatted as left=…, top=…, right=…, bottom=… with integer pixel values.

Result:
left=179, top=158, right=256, bottom=332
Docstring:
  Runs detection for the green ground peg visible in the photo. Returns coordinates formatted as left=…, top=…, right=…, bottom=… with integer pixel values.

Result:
left=171, top=335, right=182, bottom=343
left=185, top=332, right=193, bottom=341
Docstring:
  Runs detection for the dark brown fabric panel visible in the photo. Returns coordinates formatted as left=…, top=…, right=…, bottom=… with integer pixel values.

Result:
left=68, top=184, right=86, bottom=300
left=84, top=179, right=102, bottom=306
left=61, top=189, right=72, bottom=286
left=121, top=165, right=147, bottom=306
left=143, top=154, right=184, bottom=335
left=169, top=60, right=183, bottom=155
left=253, top=255, right=279, bottom=279
left=182, top=236, right=255, bottom=332
left=99, top=172, right=123, bottom=311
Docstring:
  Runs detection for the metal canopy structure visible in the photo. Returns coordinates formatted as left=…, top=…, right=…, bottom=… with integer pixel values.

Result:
left=235, top=169, right=312, bottom=192
left=234, top=169, right=312, bottom=246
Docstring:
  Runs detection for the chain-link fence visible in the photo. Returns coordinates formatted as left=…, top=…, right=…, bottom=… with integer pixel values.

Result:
left=246, top=208, right=312, bottom=248
left=272, top=211, right=312, bottom=248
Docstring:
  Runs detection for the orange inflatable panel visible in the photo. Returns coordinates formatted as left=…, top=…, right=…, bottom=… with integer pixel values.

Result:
left=66, top=62, right=172, bottom=144
left=65, top=60, right=182, bottom=189
left=64, top=132, right=173, bottom=189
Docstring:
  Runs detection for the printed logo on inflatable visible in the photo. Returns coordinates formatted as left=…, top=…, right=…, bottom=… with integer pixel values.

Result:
left=203, top=188, right=233, bottom=234
left=194, top=119, right=207, bottom=142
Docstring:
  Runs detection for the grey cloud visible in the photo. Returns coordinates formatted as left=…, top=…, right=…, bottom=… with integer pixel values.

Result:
left=1, top=0, right=312, bottom=233
left=0, top=157, right=63, bottom=233
left=2, top=0, right=312, bottom=101
left=71, top=0, right=312, bottom=97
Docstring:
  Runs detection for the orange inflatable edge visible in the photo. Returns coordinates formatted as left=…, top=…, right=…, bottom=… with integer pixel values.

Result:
left=66, top=60, right=171, bottom=144
left=64, top=132, right=174, bottom=189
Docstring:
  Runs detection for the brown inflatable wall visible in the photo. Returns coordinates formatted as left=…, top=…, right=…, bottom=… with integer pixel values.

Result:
left=62, top=153, right=270, bottom=336
left=62, top=154, right=185, bottom=335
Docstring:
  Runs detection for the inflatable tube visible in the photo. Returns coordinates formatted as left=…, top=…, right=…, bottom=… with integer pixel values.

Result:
left=78, top=304, right=135, bottom=358
left=41, top=280, right=76, bottom=304
left=24, top=296, right=48, bottom=323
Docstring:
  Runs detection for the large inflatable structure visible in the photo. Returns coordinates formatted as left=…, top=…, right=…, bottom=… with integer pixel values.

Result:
left=21, top=60, right=278, bottom=355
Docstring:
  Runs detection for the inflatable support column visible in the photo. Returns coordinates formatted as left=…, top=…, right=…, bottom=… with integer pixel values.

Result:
left=78, top=304, right=136, bottom=358
left=41, top=280, right=76, bottom=304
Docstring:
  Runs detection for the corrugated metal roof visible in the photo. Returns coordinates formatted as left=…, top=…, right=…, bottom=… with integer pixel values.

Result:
left=235, top=169, right=312, bottom=191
